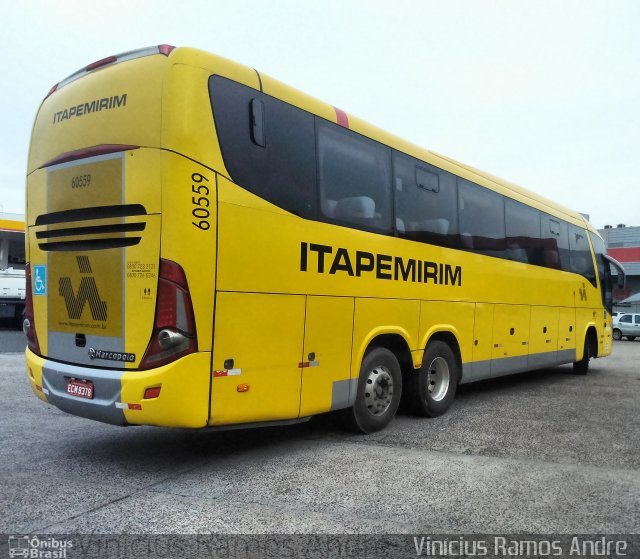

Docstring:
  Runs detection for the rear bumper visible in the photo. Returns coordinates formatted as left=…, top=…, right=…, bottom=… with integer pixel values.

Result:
left=26, top=348, right=211, bottom=428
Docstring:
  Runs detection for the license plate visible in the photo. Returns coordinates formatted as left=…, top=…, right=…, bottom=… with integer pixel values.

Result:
left=66, top=379, right=94, bottom=399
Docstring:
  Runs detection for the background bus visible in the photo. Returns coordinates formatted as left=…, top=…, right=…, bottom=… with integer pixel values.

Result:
left=24, top=46, right=624, bottom=433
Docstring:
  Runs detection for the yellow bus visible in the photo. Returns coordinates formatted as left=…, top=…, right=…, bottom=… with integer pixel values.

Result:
left=24, top=45, right=625, bottom=433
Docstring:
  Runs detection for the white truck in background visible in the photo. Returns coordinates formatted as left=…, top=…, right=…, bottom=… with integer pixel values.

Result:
left=0, top=267, right=25, bottom=326
left=0, top=213, right=26, bottom=328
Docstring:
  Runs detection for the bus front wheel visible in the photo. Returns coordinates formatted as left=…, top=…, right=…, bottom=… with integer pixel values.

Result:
left=573, top=336, right=592, bottom=374
left=348, top=347, right=402, bottom=434
left=406, top=340, right=459, bottom=417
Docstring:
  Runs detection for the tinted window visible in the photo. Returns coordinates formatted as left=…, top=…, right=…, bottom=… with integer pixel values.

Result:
left=569, top=225, right=596, bottom=285
left=505, top=199, right=542, bottom=264
left=393, top=152, right=458, bottom=248
left=317, top=120, right=392, bottom=233
left=589, top=231, right=612, bottom=311
left=619, top=315, right=632, bottom=323
left=209, top=76, right=317, bottom=218
left=541, top=215, right=568, bottom=270
left=458, top=179, right=505, bottom=257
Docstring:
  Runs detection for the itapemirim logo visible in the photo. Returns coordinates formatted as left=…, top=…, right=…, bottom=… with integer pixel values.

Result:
left=58, top=256, right=107, bottom=321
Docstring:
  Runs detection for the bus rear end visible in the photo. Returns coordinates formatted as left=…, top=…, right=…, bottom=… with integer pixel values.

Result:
left=25, top=46, right=214, bottom=428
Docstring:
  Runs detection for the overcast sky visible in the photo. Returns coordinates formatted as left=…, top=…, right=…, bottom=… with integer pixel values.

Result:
left=1, top=0, right=638, bottom=228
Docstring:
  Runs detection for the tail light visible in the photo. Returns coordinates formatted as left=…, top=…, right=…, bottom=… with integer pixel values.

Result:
left=24, top=264, right=41, bottom=355
left=140, top=259, right=197, bottom=369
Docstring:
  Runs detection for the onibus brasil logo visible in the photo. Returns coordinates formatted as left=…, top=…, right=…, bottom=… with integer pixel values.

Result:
left=8, top=535, right=73, bottom=558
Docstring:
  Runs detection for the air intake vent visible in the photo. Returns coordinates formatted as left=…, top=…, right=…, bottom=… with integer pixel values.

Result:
left=35, top=204, right=146, bottom=226
left=35, top=204, right=147, bottom=252
left=36, top=222, right=145, bottom=240
left=38, top=237, right=141, bottom=252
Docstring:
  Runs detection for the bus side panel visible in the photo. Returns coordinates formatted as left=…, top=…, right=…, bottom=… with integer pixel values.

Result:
left=467, top=303, right=494, bottom=382
left=160, top=152, right=217, bottom=352
left=558, top=306, right=576, bottom=361
left=491, top=304, right=531, bottom=377
left=575, top=307, right=599, bottom=360
left=528, top=306, right=559, bottom=368
left=209, top=292, right=305, bottom=426
left=300, top=296, right=355, bottom=416
left=352, top=298, right=420, bottom=379
left=418, top=300, right=474, bottom=372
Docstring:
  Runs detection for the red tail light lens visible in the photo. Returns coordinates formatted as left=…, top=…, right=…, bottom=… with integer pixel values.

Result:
left=140, top=259, right=197, bottom=369
left=158, top=44, right=176, bottom=56
left=85, top=55, right=118, bottom=72
left=24, top=264, right=41, bottom=356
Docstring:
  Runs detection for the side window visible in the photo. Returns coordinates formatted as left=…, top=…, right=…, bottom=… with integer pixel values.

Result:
left=208, top=76, right=317, bottom=218
left=635, top=316, right=640, bottom=325
left=541, top=215, right=569, bottom=270
left=589, top=231, right=613, bottom=312
left=317, top=119, right=392, bottom=233
left=619, top=315, right=632, bottom=324
left=505, top=199, right=542, bottom=265
left=393, top=152, right=458, bottom=248
left=569, top=224, right=596, bottom=286
left=458, top=179, right=505, bottom=257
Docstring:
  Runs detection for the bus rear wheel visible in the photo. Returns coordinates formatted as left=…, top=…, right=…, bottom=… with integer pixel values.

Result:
left=348, top=347, right=402, bottom=434
left=406, top=340, right=459, bottom=417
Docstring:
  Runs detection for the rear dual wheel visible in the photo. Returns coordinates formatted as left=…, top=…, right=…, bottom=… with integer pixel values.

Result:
left=406, top=341, right=459, bottom=417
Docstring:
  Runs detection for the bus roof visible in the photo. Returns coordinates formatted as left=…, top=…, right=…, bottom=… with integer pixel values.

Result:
left=169, top=47, right=592, bottom=230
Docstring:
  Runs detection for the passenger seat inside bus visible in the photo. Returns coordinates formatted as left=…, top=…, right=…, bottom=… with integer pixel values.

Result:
left=333, top=196, right=375, bottom=221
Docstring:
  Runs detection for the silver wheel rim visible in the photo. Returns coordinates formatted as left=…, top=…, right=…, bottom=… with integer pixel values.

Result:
left=426, top=356, right=450, bottom=402
left=364, top=366, right=394, bottom=417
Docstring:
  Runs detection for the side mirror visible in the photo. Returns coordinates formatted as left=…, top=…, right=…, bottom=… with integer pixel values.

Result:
left=604, top=254, right=626, bottom=289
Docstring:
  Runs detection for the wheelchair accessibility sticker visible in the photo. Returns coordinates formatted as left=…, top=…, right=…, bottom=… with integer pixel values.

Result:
left=33, top=265, right=47, bottom=296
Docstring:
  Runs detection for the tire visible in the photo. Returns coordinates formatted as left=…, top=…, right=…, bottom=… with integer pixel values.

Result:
left=406, top=340, right=460, bottom=417
left=627, top=336, right=636, bottom=341
left=347, top=347, right=402, bottom=434
left=573, top=336, right=591, bottom=374
left=612, top=329, right=622, bottom=341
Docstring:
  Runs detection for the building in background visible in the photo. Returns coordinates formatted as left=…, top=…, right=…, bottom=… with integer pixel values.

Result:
left=0, top=212, right=25, bottom=327
left=599, top=224, right=640, bottom=312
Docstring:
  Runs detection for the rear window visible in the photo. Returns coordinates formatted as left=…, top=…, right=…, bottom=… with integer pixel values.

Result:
left=209, top=76, right=317, bottom=218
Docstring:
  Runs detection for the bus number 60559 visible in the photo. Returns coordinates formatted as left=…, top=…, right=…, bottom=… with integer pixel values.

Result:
left=191, top=172, right=210, bottom=230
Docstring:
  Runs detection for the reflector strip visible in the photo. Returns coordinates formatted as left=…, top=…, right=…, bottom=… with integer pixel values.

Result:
left=143, top=386, right=161, bottom=399
left=35, top=384, right=49, bottom=395
left=213, top=368, right=242, bottom=377
left=298, top=361, right=320, bottom=368
left=334, top=107, right=349, bottom=128
left=115, top=402, right=143, bottom=410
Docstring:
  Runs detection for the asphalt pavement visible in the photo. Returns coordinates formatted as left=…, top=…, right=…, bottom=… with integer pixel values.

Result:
left=1, top=339, right=639, bottom=537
